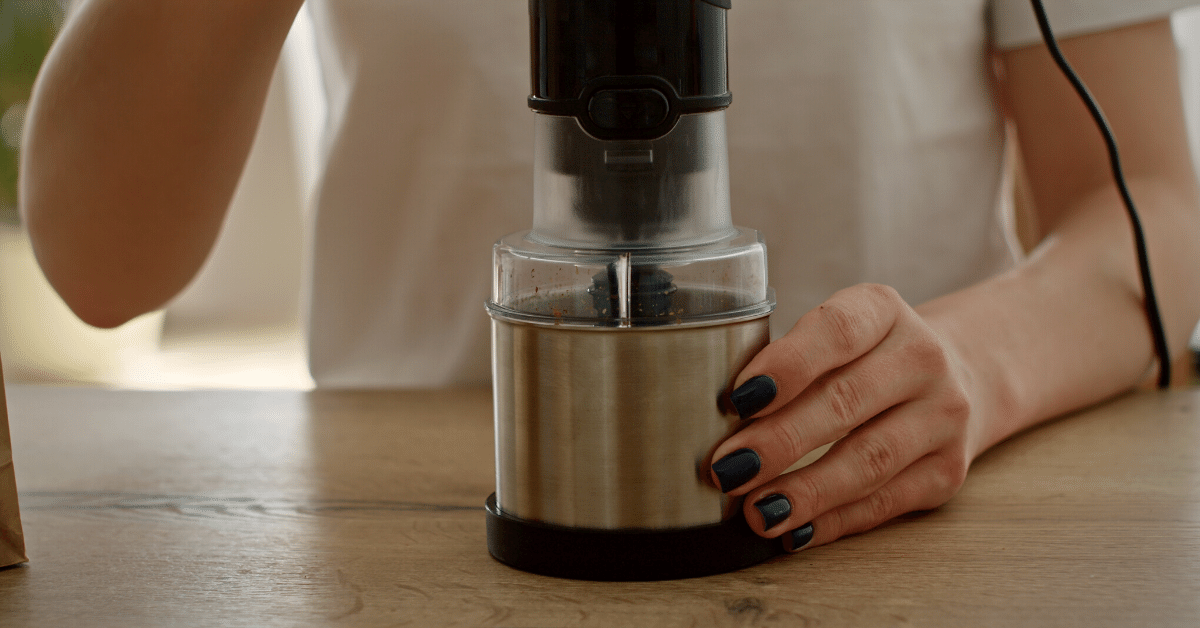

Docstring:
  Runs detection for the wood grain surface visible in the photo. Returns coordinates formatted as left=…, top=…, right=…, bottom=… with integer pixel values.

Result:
left=0, top=386, right=1197, bottom=627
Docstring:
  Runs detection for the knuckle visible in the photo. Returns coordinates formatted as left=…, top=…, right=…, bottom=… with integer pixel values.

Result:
left=789, top=470, right=829, bottom=514
left=915, top=339, right=946, bottom=369
left=934, top=454, right=970, bottom=498
left=908, top=334, right=951, bottom=374
left=864, top=486, right=900, bottom=524
left=939, top=383, right=972, bottom=424
left=762, top=416, right=807, bottom=468
left=824, top=375, right=867, bottom=429
left=916, top=454, right=969, bottom=508
left=818, top=504, right=849, bottom=542
left=817, top=300, right=864, bottom=356
left=825, top=488, right=899, bottom=542
left=863, top=283, right=904, bottom=308
left=926, top=382, right=973, bottom=439
left=776, top=335, right=817, bottom=382
left=852, top=433, right=902, bottom=487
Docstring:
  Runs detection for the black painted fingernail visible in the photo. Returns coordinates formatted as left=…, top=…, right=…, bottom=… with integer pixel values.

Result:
left=754, top=494, right=791, bottom=531
left=785, top=522, right=815, bottom=552
left=731, top=375, right=777, bottom=419
left=712, top=448, right=761, bottom=493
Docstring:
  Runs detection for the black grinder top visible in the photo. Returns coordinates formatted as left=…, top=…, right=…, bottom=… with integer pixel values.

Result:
left=528, top=0, right=732, bottom=141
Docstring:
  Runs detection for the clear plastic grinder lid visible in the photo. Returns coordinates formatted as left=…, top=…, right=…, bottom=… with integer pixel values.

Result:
left=487, top=227, right=773, bottom=328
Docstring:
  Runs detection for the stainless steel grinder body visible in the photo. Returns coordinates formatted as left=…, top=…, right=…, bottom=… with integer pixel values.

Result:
left=485, top=0, right=783, bottom=580
left=491, top=310, right=769, bottom=530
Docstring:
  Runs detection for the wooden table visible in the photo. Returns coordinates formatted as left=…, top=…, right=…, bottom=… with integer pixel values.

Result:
left=0, top=386, right=1197, bottom=627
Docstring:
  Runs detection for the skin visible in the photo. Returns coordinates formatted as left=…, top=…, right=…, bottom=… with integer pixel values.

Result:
left=19, top=0, right=305, bottom=328
left=713, top=19, right=1200, bottom=550
left=20, top=7, right=1200, bottom=549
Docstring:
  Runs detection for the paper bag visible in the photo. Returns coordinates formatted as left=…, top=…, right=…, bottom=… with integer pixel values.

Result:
left=0, top=352, right=27, bottom=567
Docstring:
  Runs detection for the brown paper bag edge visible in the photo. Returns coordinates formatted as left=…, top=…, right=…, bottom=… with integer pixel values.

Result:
left=0, top=352, right=28, bottom=566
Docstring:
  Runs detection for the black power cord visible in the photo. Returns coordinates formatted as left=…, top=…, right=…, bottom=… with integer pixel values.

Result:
left=1028, top=0, right=1172, bottom=388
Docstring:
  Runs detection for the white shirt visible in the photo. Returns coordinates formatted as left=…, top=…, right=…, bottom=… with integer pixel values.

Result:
left=302, top=0, right=1196, bottom=388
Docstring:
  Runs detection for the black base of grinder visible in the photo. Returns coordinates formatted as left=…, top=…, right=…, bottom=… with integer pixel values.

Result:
left=485, top=494, right=784, bottom=581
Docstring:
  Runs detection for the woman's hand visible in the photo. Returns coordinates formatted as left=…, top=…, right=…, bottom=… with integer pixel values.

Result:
left=707, top=18, right=1200, bottom=554
left=710, top=283, right=983, bottom=551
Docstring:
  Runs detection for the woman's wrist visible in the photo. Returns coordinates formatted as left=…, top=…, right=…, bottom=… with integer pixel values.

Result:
left=917, top=283, right=1030, bottom=461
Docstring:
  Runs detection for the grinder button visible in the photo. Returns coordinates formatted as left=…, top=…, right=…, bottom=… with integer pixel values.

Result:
left=587, top=89, right=670, bottom=131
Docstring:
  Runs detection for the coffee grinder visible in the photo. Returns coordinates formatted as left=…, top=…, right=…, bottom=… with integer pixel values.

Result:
left=485, top=0, right=782, bottom=580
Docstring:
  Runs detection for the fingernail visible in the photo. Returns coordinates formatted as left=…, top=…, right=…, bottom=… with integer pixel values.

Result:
left=712, top=448, right=761, bottom=493
left=785, top=522, right=814, bottom=552
left=731, top=375, right=777, bottom=419
left=753, top=494, right=791, bottom=531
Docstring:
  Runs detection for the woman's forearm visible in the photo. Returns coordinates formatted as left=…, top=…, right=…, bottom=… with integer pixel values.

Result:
left=20, top=0, right=304, bottom=327
left=934, top=18, right=1200, bottom=454
left=919, top=175, right=1200, bottom=458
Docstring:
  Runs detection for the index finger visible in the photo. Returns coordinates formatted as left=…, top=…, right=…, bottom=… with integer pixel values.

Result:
left=731, top=284, right=905, bottom=419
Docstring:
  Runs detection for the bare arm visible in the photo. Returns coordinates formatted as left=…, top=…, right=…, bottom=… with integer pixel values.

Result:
left=939, top=17, right=1200, bottom=447
left=19, top=0, right=305, bottom=328
left=706, top=18, right=1200, bottom=550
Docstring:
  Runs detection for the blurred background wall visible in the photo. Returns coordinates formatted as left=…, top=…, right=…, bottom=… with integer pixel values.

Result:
left=0, top=2, right=1198, bottom=388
